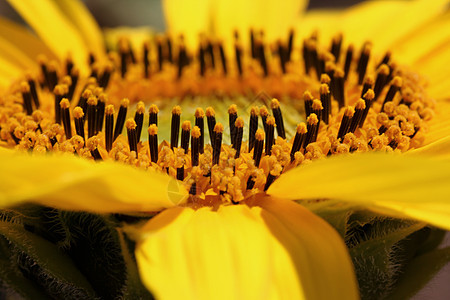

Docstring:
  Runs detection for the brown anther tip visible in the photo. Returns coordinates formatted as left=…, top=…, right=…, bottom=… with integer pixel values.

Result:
left=182, top=120, right=191, bottom=131
left=307, top=114, right=319, bottom=125
left=98, top=93, right=108, bottom=103
left=266, top=116, right=276, bottom=126
left=60, top=98, right=70, bottom=109
left=93, top=87, right=103, bottom=96
left=270, top=98, right=280, bottom=109
left=364, top=75, right=375, bottom=85
left=259, top=106, right=269, bottom=117
left=255, top=129, right=265, bottom=141
left=20, top=81, right=30, bottom=92
left=320, top=83, right=330, bottom=94
left=228, top=104, right=238, bottom=115
left=334, top=68, right=345, bottom=78
left=344, top=106, right=355, bottom=117
left=312, top=99, right=323, bottom=110
left=126, top=118, right=137, bottom=130
left=235, top=117, right=244, bottom=128
left=149, top=104, right=159, bottom=114
left=355, top=99, right=366, bottom=110
left=348, top=44, right=354, bottom=51
left=378, top=64, right=390, bottom=75
left=193, top=108, right=204, bottom=118
left=214, top=123, right=224, bottom=133
left=303, top=91, right=314, bottom=101
left=172, top=105, right=182, bottom=115
left=191, top=126, right=201, bottom=138
left=363, top=89, right=375, bottom=100
left=296, top=123, right=308, bottom=134
left=320, top=74, right=331, bottom=84
left=392, top=76, right=403, bottom=87
left=86, top=136, right=99, bottom=150
left=206, top=107, right=216, bottom=117
left=250, top=106, right=260, bottom=116
left=54, top=85, right=66, bottom=95
left=87, top=96, right=98, bottom=106
left=363, top=44, right=372, bottom=54
left=148, top=124, right=158, bottom=135
left=37, top=55, right=48, bottom=64
left=82, top=89, right=93, bottom=99
left=73, top=106, right=85, bottom=118
left=325, top=61, right=336, bottom=72
left=120, top=98, right=130, bottom=107
left=105, top=105, right=115, bottom=115
left=137, top=102, right=145, bottom=114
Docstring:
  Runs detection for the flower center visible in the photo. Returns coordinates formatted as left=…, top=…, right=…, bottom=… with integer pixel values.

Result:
left=0, top=31, right=435, bottom=207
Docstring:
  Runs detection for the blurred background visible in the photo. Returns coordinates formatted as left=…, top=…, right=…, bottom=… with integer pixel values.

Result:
left=0, top=0, right=448, bottom=299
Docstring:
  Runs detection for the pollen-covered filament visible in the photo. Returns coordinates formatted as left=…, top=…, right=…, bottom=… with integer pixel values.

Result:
left=0, top=31, right=436, bottom=206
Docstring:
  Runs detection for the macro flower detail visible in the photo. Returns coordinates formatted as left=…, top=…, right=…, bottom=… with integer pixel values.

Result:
left=1, top=0, right=450, bottom=299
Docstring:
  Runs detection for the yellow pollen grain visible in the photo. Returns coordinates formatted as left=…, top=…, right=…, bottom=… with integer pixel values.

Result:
left=71, top=67, right=80, bottom=77
left=191, top=126, right=201, bottom=138
left=228, top=104, right=238, bottom=115
left=195, top=108, right=205, bottom=118
left=378, top=64, right=390, bottom=75
left=214, top=123, right=224, bottom=133
left=87, top=96, right=98, bottom=106
left=82, top=89, right=93, bottom=99
left=137, top=101, right=146, bottom=114
left=392, top=76, right=403, bottom=87
left=364, top=75, right=375, bottom=85
left=303, top=91, right=313, bottom=101
left=172, top=105, right=182, bottom=115
left=270, top=163, right=283, bottom=176
left=250, top=106, right=260, bottom=116
left=99, top=93, right=108, bottom=103
left=126, top=118, right=137, bottom=130
left=377, top=112, right=389, bottom=125
left=149, top=104, right=159, bottom=114
left=259, top=106, right=269, bottom=117
left=86, top=136, right=99, bottom=150
left=307, top=113, right=319, bottom=125
left=148, top=124, right=158, bottom=135
left=320, top=74, right=331, bottom=84
left=54, top=84, right=67, bottom=96
left=62, top=76, right=72, bottom=86
left=182, top=120, right=191, bottom=131
left=355, top=99, right=366, bottom=110
left=206, top=107, right=215, bottom=117
left=296, top=123, right=307, bottom=134
left=334, top=68, right=345, bottom=78
left=344, top=106, right=355, bottom=117
left=73, top=107, right=84, bottom=118
left=60, top=98, right=70, bottom=109
left=235, top=117, right=244, bottom=128
left=270, top=98, right=280, bottom=109
left=325, top=61, right=335, bottom=73
left=37, top=55, right=47, bottom=65
left=48, top=61, right=58, bottom=72
left=312, top=99, right=323, bottom=110
left=320, top=83, right=330, bottom=94
left=120, top=98, right=130, bottom=107
left=93, top=87, right=104, bottom=97
left=266, top=116, right=276, bottom=126
left=255, top=129, right=265, bottom=141
left=363, top=89, right=375, bottom=100
left=20, top=82, right=30, bottom=93
left=105, top=104, right=115, bottom=115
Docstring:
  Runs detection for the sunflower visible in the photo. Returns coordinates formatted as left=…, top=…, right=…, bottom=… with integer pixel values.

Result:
left=0, top=0, right=450, bottom=299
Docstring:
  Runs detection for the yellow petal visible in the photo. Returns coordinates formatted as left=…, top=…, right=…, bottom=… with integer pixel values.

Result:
left=135, top=200, right=358, bottom=300
left=163, top=0, right=212, bottom=49
left=0, top=150, right=187, bottom=212
left=268, top=153, right=450, bottom=230
left=52, top=0, right=105, bottom=59
left=424, top=98, right=450, bottom=145
left=7, top=0, right=89, bottom=71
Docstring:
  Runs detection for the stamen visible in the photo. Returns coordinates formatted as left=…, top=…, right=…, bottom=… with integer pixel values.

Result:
left=60, top=98, right=72, bottom=139
left=20, top=82, right=33, bottom=115
left=96, top=94, right=106, bottom=134
left=25, top=73, right=40, bottom=109
left=357, top=43, right=371, bottom=85
left=206, top=40, right=215, bottom=69
left=330, top=33, right=343, bottom=62
left=334, top=68, right=346, bottom=108
left=259, top=105, right=269, bottom=133
left=99, top=63, right=113, bottom=89
left=304, top=114, right=319, bottom=148
left=359, top=89, right=375, bottom=127
left=256, top=40, right=269, bottom=76
left=361, top=75, right=374, bottom=98
left=303, top=91, right=313, bottom=117
left=377, top=51, right=391, bottom=67
left=343, top=44, right=354, bottom=80
left=143, top=41, right=151, bottom=78
left=381, top=76, right=402, bottom=111
left=212, top=123, right=223, bottom=165
left=290, top=123, right=307, bottom=161
left=47, top=61, right=59, bottom=91
left=134, top=101, right=145, bottom=143
left=113, top=98, right=129, bottom=141
left=166, top=35, right=174, bottom=63
left=149, top=104, right=159, bottom=126
left=87, top=136, right=102, bottom=160
left=265, top=116, right=276, bottom=155
left=89, top=53, right=96, bottom=65
left=248, top=106, right=259, bottom=151
left=191, top=126, right=201, bottom=166
left=218, top=42, right=227, bottom=75
left=105, top=105, right=114, bottom=152
left=199, top=43, right=206, bottom=76
left=77, top=89, right=92, bottom=116
left=68, top=68, right=79, bottom=101
left=87, top=96, right=98, bottom=138
left=234, top=42, right=243, bottom=76
left=250, top=29, right=257, bottom=59
left=264, top=164, right=282, bottom=191
left=206, top=107, right=216, bottom=147
left=74, top=106, right=85, bottom=141
left=228, top=104, right=238, bottom=146
left=253, top=129, right=265, bottom=167
left=65, top=56, right=74, bottom=75
left=126, top=118, right=138, bottom=154
left=170, top=105, right=182, bottom=149
left=277, top=41, right=287, bottom=74
left=54, top=84, right=67, bottom=124
left=119, top=39, right=129, bottom=78
left=181, top=120, right=191, bottom=154
left=373, top=64, right=390, bottom=101
left=320, top=84, right=331, bottom=124
left=270, top=99, right=286, bottom=139
left=148, top=124, right=159, bottom=163
left=337, top=107, right=355, bottom=140
left=38, top=55, right=51, bottom=89
left=194, top=108, right=205, bottom=153
left=349, top=99, right=366, bottom=133
left=311, top=99, right=324, bottom=123
left=157, top=37, right=163, bottom=71
left=234, top=117, right=244, bottom=158
left=177, top=44, right=188, bottom=78
left=287, top=28, right=294, bottom=61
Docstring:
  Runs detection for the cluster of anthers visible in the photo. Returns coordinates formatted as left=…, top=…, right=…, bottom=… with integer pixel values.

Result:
left=0, top=30, right=435, bottom=206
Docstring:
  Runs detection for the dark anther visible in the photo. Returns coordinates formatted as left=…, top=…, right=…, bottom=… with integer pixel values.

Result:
left=21, top=82, right=33, bottom=115
left=235, top=42, right=243, bottom=76
left=206, top=107, right=216, bottom=148
left=320, top=84, right=331, bottom=124
left=218, top=42, right=228, bottom=75
left=228, top=104, right=238, bottom=146
left=357, top=43, right=371, bottom=85
left=126, top=119, right=138, bottom=154
left=74, top=107, right=85, bottom=141
left=337, top=107, right=354, bottom=141
left=60, top=99, right=72, bottom=139
left=287, top=28, right=294, bottom=61
left=148, top=124, right=159, bottom=163
left=253, top=129, right=265, bottom=168
left=149, top=104, right=159, bottom=127
left=381, top=77, right=402, bottom=111
left=212, top=123, right=223, bottom=165
left=134, top=102, right=145, bottom=143
left=87, top=96, right=98, bottom=139
left=104, top=105, right=114, bottom=152
left=265, top=116, right=275, bottom=155
left=180, top=121, right=191, bottom=154
left=290, top=123, right=307, bottom=162
left=343, top=44, right=354, bottom=81
left=248, top=106, right=259, bottom=151
left=170, top=106, right=181, bottom=149
left=194, top=108, right=205, bottom=153
left=234, top=117, right=244, bottom=158
left=96, top=95, right=106, bottom=134
left=330, top=33, right=343, bottom=63
left=359, top=89, right=375, bottom=128
left=361, top=75, right=374, bottom=99
left=113, top=98, right=129, bottom=141
left=53, top=85, right=67, bottom=124
left=271, top=99, right=286, bottom=139
left=143, top=42, right=151, bottom=78
left=373, top=64, right=390, bottom=101
left=349, top=99, right=366, bottom=133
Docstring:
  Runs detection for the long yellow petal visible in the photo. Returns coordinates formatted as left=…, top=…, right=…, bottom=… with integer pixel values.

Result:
left=135, top=201, right=358, bottom=300
left=0, top=150, right=187, bottom=212
left=268, top=153, right=450, bottom=230
left=6, top=0, right=89, bottom=70
left=52, top=0, right=105, bottom=59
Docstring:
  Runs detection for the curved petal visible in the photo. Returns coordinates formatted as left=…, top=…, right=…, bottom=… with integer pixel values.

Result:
left=6, top=0, right=89, bottom=71
left=268, top=153, right=450, bottom=231
left=0, top=150, right=187, bottom=212
left=134, top=201, right=358, bottom=300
